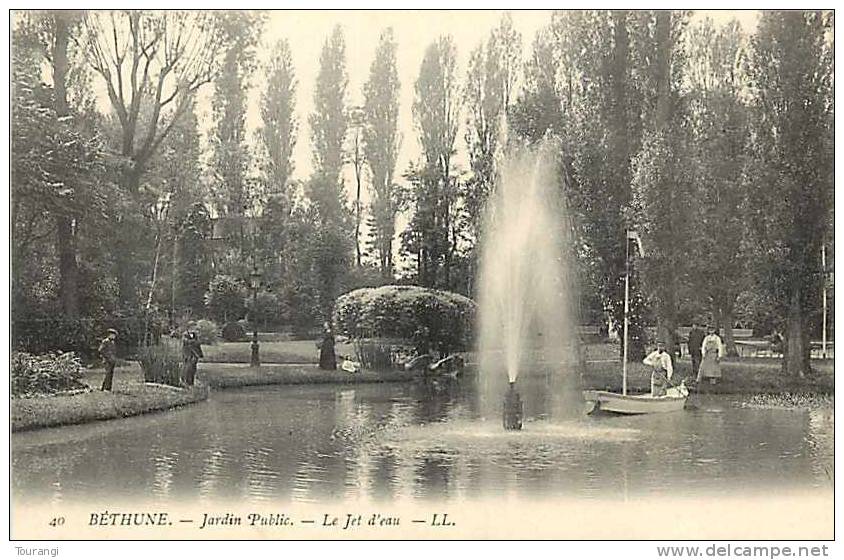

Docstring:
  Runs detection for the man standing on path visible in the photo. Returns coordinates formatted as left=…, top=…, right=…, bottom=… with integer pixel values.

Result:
left=99, top=328, right=118, bottom=391
left=687, top=321, right=705, bottom=383
left=182, top=330, right=204, bottom=386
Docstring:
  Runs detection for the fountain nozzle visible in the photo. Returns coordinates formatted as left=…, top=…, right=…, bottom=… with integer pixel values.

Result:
left=503, top=381, right=523, bottom=431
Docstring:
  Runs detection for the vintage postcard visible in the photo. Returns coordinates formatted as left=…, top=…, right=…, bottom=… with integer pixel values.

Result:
left=7, top=5, right=835, bottom=546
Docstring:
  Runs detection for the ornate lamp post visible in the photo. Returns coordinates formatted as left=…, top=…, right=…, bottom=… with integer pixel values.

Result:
left=249, top=264, right=262, bottom=367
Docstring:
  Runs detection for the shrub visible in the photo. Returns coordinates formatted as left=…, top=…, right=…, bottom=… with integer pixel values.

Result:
left=353, top=340, right=400, bottom=370
left=246, top=291, right=280, bottom=330
left=194, top=319, right=219, bottom=345
left=204, top=275, right=247, bottom=323
left=12, top=314, right=163, bottom=361
left=221, top=321, right=247, bottom=342
left=137, top=343, right=183, bottom=387
left=334, top=285, right=477, bottom=359
left=11, top=351, right=85, bottom=397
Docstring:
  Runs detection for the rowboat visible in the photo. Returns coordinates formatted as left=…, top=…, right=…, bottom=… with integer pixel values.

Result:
left=583, top=229, right=688, bottom=415
left=583, top=388, right=687, bottom=415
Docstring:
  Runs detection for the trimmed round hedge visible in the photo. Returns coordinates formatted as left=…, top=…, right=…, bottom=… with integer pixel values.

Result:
left=333, top=285, right=476, bottom=356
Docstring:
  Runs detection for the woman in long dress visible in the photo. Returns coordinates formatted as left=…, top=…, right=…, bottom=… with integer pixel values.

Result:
left=697, top=326, right=724, bottom=385
left=318, top=321, right=337, bottom=370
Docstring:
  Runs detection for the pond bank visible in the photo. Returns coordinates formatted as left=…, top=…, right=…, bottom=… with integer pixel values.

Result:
left=11, top=362, right=416, bottom=432
left=12, top=355, right=833, bottom=432
left=11, top=373, right=209, bottom=433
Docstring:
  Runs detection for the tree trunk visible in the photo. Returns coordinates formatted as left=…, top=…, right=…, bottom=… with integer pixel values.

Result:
left=171, top=226, right=178, bottom=324
left=657, top=315, right=678, bottom=366
left=116, top=167, right=143, bottom=307
left=721, top=307, right=739, bottom=357
left=52, top=15, right=80, bottom=318
left=783, top=286, right=811, bottom=377
left=354, top=146, right=363, bottom=268
left=56, top=216, right=80, bottom=317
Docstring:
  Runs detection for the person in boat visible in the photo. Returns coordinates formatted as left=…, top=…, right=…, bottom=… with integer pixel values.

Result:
left=318, top=321, right=337, bottom=370
left=698, top=326, right=725, bottom=385
left=643, top=340, right=673, bottom=397
left=687, top=321, right=706, bottom=381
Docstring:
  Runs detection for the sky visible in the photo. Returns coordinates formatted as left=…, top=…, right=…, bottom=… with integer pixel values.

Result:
left=188, top=9, right=761, bottom=191
left=196, top=10, right=554, bottom=186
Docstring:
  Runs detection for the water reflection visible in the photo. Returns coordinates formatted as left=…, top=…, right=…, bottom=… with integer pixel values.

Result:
left=12, top=378, right=833, bottom=506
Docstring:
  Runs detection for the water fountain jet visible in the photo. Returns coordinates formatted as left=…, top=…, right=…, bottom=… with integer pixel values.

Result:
left=477, top=141, right=579, bottom=427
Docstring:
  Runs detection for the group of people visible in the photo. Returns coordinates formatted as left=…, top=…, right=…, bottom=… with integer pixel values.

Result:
left=643, top=322, right=725, bottom=397
left=97, top=327, right=204, bottom=391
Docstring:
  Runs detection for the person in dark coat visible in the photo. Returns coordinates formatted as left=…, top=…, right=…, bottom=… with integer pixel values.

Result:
left=687, top=322, right=705, bottom=382
left=318, top=321, right=337, bottom=370
left=99, top=328, right=118, bottom=391
left=181, top=330, right=203, bottom=386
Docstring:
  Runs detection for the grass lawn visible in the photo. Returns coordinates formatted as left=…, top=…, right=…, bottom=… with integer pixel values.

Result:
left=581, top=356, right=834, bottom=395
left=11, top=365, right=209, bottom=432
left=201, top=339, right=356, bottom=364
left=202, top=339, right=833, bottom=395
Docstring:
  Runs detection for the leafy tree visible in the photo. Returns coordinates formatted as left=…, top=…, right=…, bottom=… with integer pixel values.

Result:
left=259, top=38, right=298, bottom=201
left=463, top=14, right=522, bottom=242
left=404, top=35, right=462, bottom=290
left=685, top=18, right=751, bottom=355
left=79, top=11, right=231, bottom=305
left=204, top=274, right=247, bottom=324
left=630, top=11, right=694, bottom=359
left=310, top=25, right=349, bottom=193
left=211, top=12, right=264, bottom=220
left=362, top=28, right=402, bottom=279
left=307, top=25, right=353, bottom=318
left=13, top=12, right=97, bottom=319
left=745, top=10, right=833, bottom=377
left=11, top=23, right=111, bottom=322
left=175, top=203, right=214, bottom=317
left=246, top=291, right=280, bottom=330
left=510, top=11, right=650, bottom=359
left=509, top=25, right=564, bottom=143
left=256, top=38, right=299, bottom=309
left=348, top=106, right=367, bottom=268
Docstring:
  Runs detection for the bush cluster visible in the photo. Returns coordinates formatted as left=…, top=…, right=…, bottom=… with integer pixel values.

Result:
left=221, top=321, right=247, bottom=342
left=12, top=314, right=163, bottom=361
left=193, top=319, right=219, bottom=345
left=334, top=285, right=476, bottom=359
left=12, top=351, right=84, bottom=397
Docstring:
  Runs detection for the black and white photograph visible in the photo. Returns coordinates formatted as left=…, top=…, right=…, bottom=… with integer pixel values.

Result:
left=7, top=5, right=835, bottom=544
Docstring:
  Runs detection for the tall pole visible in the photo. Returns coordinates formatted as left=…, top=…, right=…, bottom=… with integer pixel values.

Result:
left=821, top=243, right=827, bottom=359
left=622, top=231, right=630, bottom=396
left=250, top=264, right=260, bottom=368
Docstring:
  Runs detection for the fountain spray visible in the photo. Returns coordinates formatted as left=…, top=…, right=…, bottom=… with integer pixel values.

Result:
left=477, top=140, right=578, bottom=429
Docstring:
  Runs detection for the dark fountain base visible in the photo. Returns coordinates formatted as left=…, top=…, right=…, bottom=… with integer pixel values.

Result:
left=503, top=382, right=523, bottom=431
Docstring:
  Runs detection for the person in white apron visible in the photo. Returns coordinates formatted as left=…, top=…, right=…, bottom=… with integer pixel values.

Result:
left=698, top=326, right=725, bottom=384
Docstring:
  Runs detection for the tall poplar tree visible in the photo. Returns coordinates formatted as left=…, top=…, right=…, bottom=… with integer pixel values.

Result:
left=363, top=28, right=402, bottom=279
left=746, top=10, right=833, bottom=377
left=308, top=25, right=352, bottom=317
left=404, top=35, right=461, bottom=289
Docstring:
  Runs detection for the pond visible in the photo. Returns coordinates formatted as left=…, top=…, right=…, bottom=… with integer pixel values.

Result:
left=11, top=377, right=833, bottom=506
